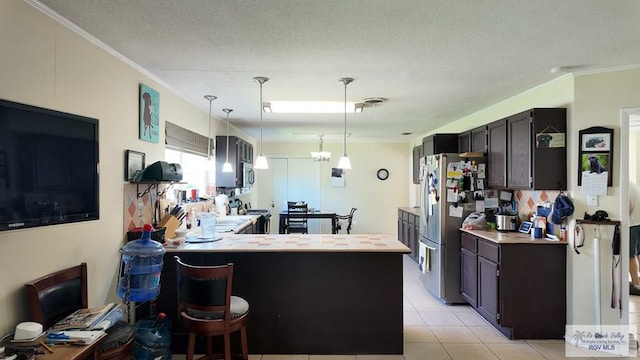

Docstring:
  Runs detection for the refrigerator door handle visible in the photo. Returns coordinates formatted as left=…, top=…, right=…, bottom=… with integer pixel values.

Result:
left=425, top=244, right=436, bottom=272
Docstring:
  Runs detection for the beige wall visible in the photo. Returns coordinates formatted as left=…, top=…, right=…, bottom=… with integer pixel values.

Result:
left=0, top=0, right=228, bottom=334
left=2, top=0, right=639, bottom=338
left=259, top=141, right=410, bottom=235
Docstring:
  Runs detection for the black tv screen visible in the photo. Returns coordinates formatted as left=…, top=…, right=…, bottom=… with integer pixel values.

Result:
left=0, top=99, right=99, bottom=231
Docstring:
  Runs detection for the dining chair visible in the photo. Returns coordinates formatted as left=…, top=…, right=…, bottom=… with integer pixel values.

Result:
left=286, top=201, right=309, bottom=234
left=335, top=207, right=357, bottom=234
left=175, top=256, right=249, bottom=360
left=24, top=263, right=134, bottom=360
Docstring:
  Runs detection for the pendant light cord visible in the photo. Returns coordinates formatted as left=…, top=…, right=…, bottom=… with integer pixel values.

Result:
left=222, top=108, right=233, bottom=164
left=343, top=81, right=347, bottom=156
left=259, top=81, right=264, bottom=156
left=204, top=95, right=217, bottom=160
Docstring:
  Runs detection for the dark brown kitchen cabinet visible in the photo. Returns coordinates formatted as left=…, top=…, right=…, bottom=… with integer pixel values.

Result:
left=460, top=247, right=477, bottom=307
left=470, top=126, right=487, bottom=153
left=422, top=134, right=458, bottom=156
left=398, top=209, right=419, bottom=261
left=507, top=108, right=567, bottom=190
left=459, top=126, right=487, bottom=154
left=459, top=230, right=566, bottom=339
left=412, top=145, right=424, bottom=184
left=216, top=135, right=253, bottom=188
left=487, top=119, right=507, bottom=188
left=458, top=131, right=471, bottom=153
left=477, top=255, right=499, bottom=324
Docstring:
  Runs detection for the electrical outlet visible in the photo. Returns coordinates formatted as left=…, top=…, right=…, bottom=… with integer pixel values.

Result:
left=587, top=195, right=598, bottom=207
left=137, top=202, right=144, bottom=216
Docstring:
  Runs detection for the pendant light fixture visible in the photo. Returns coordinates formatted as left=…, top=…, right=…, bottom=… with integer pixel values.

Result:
left=311, top=135, right=331, bottom=162
left=253, top=76, right=269, bottom=170
left=204, top=95, right=217, bottom=161
left=337, top=77, right=353, bottom=169
left=221, top=108, right=233, bottom=173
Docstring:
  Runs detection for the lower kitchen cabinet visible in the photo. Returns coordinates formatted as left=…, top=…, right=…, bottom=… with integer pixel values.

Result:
left=398, top=208, right=419, bottom=261
left=460, top=231, right=566, bottom=339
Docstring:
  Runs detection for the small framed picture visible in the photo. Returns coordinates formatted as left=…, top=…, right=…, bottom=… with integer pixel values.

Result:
left=578, top=126, right=614, bottom=186
left=125, top=150, right=145, bottom=181
left=581, top=132, right=611, bottom=151
left=518, top=221, right=533, bottom=234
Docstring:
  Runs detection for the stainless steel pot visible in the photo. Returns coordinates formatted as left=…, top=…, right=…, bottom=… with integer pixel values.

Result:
left=495, top=215, right=518, bottom=231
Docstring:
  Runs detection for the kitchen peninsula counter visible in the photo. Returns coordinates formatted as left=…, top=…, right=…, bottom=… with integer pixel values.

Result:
left=167, top=233, right=411, bottom=252
left=154, top=234, right=410, bottom=355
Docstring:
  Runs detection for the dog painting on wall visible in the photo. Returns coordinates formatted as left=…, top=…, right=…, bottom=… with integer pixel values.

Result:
left=536, top=133, right=553, bottom=148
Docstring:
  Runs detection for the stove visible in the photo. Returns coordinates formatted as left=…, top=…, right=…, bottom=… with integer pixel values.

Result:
left=245, top=209, right=272, bottom=233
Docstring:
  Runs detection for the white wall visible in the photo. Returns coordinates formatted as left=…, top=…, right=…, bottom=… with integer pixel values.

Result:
left=570, top=68, right=640, bottom=327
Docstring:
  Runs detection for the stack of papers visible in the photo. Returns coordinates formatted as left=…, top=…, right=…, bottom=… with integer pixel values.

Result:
left=49, top=303, right=120, bottom=331
left=46, top=330, right=104, bottom=345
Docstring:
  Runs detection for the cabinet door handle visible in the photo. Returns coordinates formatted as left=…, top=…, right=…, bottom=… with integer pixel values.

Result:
left=425, top=245, right=436, bottom=272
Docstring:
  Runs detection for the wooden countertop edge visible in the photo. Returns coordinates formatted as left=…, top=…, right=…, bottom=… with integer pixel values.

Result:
left=460, top=228, right=568, bottom=245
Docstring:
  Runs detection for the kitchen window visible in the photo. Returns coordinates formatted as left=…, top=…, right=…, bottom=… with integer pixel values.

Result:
left=164, top=122, right=215, bottom=201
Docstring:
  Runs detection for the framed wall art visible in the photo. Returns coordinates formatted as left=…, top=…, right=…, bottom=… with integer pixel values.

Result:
left=139, top=83, right=160, bottom=143
left=125, top=150, right=145, bottom=181
left=578, top=126, right=613, bottom=187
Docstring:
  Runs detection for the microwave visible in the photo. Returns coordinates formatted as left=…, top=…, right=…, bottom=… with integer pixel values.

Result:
left=242, top=163, right=254, bottom=187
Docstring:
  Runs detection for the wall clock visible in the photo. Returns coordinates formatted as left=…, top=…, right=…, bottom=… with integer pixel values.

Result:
left=377, top=168, right=389, bottom=180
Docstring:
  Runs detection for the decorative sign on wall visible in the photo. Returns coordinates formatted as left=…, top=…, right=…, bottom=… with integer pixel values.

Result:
left=139, top=84, right=160, bottom=143
left=331, top=167, right=345, bottom=187
left=578, top=126, right=613, bottom=191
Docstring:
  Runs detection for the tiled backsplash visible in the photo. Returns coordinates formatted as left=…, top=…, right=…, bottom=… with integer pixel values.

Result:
left=515, top=189, right=561, bottom=221
left=123, top=183, right=213, bottom=236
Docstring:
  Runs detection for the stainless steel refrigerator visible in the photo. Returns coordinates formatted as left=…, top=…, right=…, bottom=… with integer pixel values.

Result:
left=419, top=153, right=487, bottom=304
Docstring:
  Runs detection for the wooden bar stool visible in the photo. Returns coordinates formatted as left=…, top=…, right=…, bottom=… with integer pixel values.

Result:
left=175, top=256, right=249, bottom=360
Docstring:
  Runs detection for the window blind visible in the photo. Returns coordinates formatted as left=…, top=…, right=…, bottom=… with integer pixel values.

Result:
left=165, top=121, right=213, bottom=157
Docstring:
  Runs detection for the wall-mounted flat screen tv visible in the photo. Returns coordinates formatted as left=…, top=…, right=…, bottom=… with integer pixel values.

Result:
left=0, top=99, right=99, bottom=231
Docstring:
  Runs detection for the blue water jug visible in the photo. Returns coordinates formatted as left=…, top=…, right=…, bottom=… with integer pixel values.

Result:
left=132, top=312, right=172, bottom=360
left=117, top=224, right=166, bottom=302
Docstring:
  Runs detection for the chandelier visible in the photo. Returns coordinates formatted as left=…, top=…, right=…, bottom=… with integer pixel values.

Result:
left=311, top=135, right=331, bottom=162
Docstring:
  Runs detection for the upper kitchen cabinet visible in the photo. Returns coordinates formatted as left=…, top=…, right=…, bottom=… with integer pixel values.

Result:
left=458, top=132, right=471, bottom=153
left=460, top=126, right=488, bottom=154
left=412, top=145, right=424, bottom=184
left=487, top=119, right=507, bottom=189
left=215, top=136, right=253, bottom=188
left=507, top=108, right=566, bottom=190
left=422, top=134, right=458, bottom=156
left=470, top=126, right=488, bottom=153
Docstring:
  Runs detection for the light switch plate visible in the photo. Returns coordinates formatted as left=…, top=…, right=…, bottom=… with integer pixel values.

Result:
left=587, top=195, right=598, bottom=207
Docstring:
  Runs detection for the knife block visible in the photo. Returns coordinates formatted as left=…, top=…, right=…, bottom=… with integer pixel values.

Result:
left=158, top=214, right=180, bottom=239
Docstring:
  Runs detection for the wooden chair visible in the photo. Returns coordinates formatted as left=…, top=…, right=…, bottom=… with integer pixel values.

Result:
left=24, top=263, right=134, bottom=360
left=175, top=256, right=249, bottom=360
left=286, top=201, right=309, bottom=234
left=335, top=207, right=357, bottom=234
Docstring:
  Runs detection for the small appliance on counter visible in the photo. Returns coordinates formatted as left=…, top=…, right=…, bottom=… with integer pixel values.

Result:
left=214, top=194, right=229, bottom=216
left=495, top=214, right=518, bottom=231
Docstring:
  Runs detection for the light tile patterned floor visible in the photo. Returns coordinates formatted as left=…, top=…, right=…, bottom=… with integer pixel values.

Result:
left=174, top=255, right=640, bottom=360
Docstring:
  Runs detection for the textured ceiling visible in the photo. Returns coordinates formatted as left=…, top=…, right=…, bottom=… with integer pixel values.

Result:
left=34, top=0, right=640, bottom=143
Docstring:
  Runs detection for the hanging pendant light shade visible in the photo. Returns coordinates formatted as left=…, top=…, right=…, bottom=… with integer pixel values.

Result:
left=221, top=108, right=233, bottom=173
left=337, top=77, right=353, bottom=169
left=253, top=76, right=269, bottom=170
left=204, top=95, right=217, bottom=161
